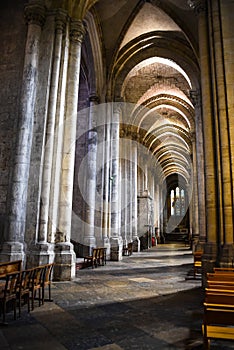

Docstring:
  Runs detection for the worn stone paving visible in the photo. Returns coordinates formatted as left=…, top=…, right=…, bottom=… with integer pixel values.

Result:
left=1, top=244, right=234, bottom=349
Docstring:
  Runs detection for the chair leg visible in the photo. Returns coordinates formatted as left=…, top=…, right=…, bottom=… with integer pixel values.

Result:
left=3, top=301, right=6, bottom=324
left=31, top=290, right=35, bottom=311
left=18, top=296, right=21, bottom=318
left=13, top=300, right=16, bottom=320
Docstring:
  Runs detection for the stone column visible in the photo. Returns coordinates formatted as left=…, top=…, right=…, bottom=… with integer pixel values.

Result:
left=37, top=10, right=67, bottom=262
left=128, top=145, right=133, bottom=242
left=48, top=17, right=69, bottom=244
left=110, top=104, right=123, bottom=260
left=101, top=105, right=111, bottom=255
left=190, top=0, right=234, bottom=273
left=190, top=133, right=199, bottom=242
left=132, top=141, right=140, bottom=251
left=189, top=1, right=218, bottom=272
left=54, top=19, right=85, bottom=280
left=209, top=0, right=234, bottom=263
left=190, top=90, right=206, bottom=249
left=83, top=95, right=99, bottom=248
left=120, top=137, right=128, bottom=247
left=0, top=2, right=45, bottom=262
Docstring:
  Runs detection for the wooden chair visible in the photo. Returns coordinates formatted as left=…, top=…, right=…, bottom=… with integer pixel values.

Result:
left=41, top=263, right=54, bottom=304
left=84, top=248, right=98, bottom=268
left=123, top=243, right=133, bottom=256
left=96, top=248, right=107, bottom=266
left=193, top=250, right=202, bottom=278
left=30, top=266, right=45, bottom=310
left=17, top=268, right=34, bottom=316
left=0, top=271, right=21, bottom=324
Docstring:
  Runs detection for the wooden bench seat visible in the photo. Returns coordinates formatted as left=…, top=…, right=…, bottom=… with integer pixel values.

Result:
left=213, top=267, right=234, bottom=273
left=207, top=272, right=234, bottom=283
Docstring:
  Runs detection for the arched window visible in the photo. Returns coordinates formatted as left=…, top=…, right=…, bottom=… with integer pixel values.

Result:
left=170, top=187, right=185, bottom=216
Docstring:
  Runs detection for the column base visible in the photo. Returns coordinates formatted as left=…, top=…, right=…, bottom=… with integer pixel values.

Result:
left=193, top=239, right=206, bottom=253
left=102, top=237, right=111, bottom=260
left=0, top=241, right=25, bottom=264
left=26, top=242, right=55, bottom=268
left=54, top=242, right=76, bottom=281
left=218, top=244, right=234, bottom=267
left=133, top=237, right=140, bottom=252
left=110, top=237, right=123, bottom=261
left=202, top=242, right=217, bottom=287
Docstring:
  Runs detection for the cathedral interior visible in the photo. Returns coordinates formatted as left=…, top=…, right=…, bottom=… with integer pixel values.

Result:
left=0, top=0, right=234, bottom=283
left=1, top=1, right=234, bottom=349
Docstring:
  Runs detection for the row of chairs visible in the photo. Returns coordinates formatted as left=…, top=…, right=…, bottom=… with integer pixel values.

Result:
left=84, top=248, right=107, bottom=268
left=0, top=263, right=54, bottom=324
left=202, top=267, right=234, bottom=349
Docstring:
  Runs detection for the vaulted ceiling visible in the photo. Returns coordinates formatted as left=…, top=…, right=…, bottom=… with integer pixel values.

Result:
left=85, top=0, right=200, bottom=184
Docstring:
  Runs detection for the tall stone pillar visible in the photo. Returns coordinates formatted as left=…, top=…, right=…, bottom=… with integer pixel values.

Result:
left=190, top=132, right=199, bottom=244
left=83, top=95, right=99, bottom=248
left=209, top=0, right=234, bottom=264
left=190, top=0, right=234, bottom=272
left=128, top=145, right=133, bottom=242
left=110, top=104, right=123, bottom=260
left=54, top=19, right=85, bottom=280
left=37, top=10, right=67, bottom=264
left=189, top=0, right=218, bottom=275
left=101, top=105, right=111, bottom=255
left=190, top=90, right=206, bottom=249
left=120, top=137, right=128, bottom=247
left=132, top=141, right=140, bottom=251
left=0, top=2, right=45, bottom=263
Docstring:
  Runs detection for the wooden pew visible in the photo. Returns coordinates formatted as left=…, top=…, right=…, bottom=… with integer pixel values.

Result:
left=207, top=272, right=234, bottom=283
left=202, top=270, right=234, bottom=348
left=202, top=292, right=234, bottom=349
left=213, top=267, right=234, bottom=273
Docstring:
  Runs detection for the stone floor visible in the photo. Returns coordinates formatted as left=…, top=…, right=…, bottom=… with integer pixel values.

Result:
left=1, top=244, right=234, bottom=350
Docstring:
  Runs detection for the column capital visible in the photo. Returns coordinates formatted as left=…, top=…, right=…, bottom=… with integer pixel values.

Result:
left=55, top=9, right=68, bottom=34
left=69, top=19, right=85, bottom=44
left=187, top=0, right=207, bottom=14
left=24, top=2, right=46, bottom=27
left=190, top=89, right=201, bottom=107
